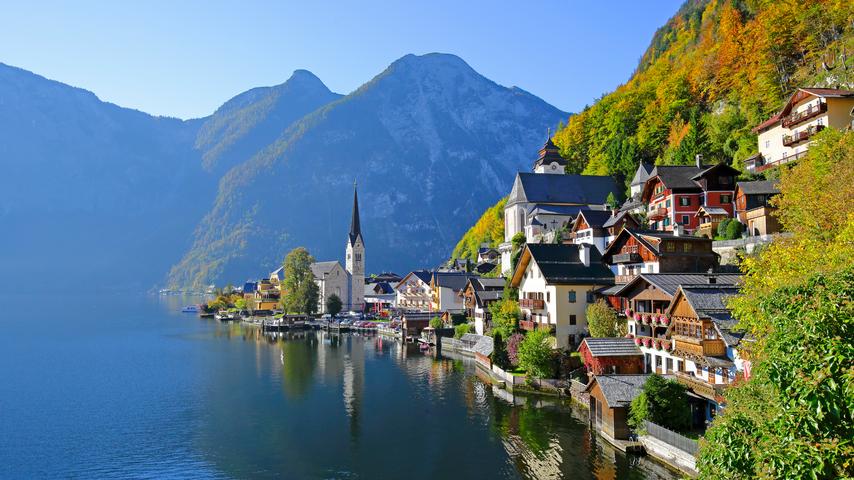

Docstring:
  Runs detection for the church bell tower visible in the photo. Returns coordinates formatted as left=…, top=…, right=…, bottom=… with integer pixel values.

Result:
left=346, top=182, right=365, bottom=312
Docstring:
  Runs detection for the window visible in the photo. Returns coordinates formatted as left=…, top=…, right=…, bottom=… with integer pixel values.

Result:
left=683, top=242, right=693, bottom=253
left=666, top=199, right=671, bottom=208
left=663, top=217, right=670, bottom=226
left=666, top=358, right=673, bottom=373
left=765, top=140, right=770, bottom=148
left=546, top=292, right=550, bottom=303
left=665, top=241, right=675, bottom=252
left=355, top=253, right=361, bottom=262
left=679, top=196, right=690, bottom=206
left=586, top=292, right=594, bottom=303
left=569, top=314, right=577, bottom=325
left=720, top=194, right=732, bottom=204
left=720, top=175, right=731, bottom=185
left=568, top=291, right=576, bottom=303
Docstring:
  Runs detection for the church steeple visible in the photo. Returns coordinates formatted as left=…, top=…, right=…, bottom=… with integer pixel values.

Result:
left=533, top=131, right=568, bottom=174
left=348, top=181, right=363, bottom=246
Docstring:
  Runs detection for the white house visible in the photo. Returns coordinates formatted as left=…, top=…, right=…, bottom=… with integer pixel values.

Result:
left=394, top=270, right=433, bottom=312
left=510, top=243, right=615, bottom=349
left=430, top=271, right=478, bottom=314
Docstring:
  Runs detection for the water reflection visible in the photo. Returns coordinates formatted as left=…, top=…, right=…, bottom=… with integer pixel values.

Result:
left=195, top=327, right=678, bottom=479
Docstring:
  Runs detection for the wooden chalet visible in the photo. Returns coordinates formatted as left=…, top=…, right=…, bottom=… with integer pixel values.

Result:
left=578, top=338, right=644, bottom=375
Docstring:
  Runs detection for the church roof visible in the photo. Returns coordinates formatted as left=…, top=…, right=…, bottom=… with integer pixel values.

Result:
left=348, top=184, right=363, bottom=246
left=507, top=173, right=622, bottom=207
left=310, top=261, right=344, bottom=278
left=630, top=162, right=654, bottom=187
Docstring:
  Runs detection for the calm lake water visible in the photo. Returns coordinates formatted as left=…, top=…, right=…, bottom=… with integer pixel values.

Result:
left=0, top=294, right=678, bottom=479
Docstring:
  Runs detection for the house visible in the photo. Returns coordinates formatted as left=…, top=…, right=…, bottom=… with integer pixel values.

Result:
left=734, top=181, right=782, bottom=236
left=601, top=229, right=718, bottom=285
left=401, top=312, right=433, bottom=338
left=748, top=88, right=854, bottom=173
left=269, top=267, right=284, bottom=285
left=477, top=246, right=500, bottom=264
left=254, top=278, right=280, bottom=310
left=602, top=210, right=640, bottom=243
left=431, top=271, right=479, bottom=313
left=694, top=206, right=730, bottom=239
left=586, top=374, right=652, bottom=440
left=510, top=243, right=615, bottom=349
left=570, top=209, right=614, bottom=254
left=461, top=277, right=505, bottom=334
left=665, top=284, right=748, bottom=421
left=364, top=282, right=395, bottom=314
left=311, top=261, right=349, bottom=314
left=394, top=270, right=433, bottom=312
left=499, top=139, right=622, bottom=272
left=641, top=159, right=740, bottom=233
left=578, top=338, right=645, bottom=375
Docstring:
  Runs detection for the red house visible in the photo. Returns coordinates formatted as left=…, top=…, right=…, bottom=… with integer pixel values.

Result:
left=641, top=158, right=740, bottom=233
left=578, top=338, right=645, bottom=375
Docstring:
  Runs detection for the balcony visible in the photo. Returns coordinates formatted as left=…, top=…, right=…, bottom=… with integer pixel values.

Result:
left=519, top=298, right=545, bottom=310
left=782, top=102, right=826, bottom=128
left=673, top=334, right=726, bottom=357
left=783, top=124, right=824, bottom=147
left=612, top=252, right=642, bottom=264
left=519, top=320, right=554, bottom=333
left=674, top=371, right=725, bottom=401
left=614, top=274, right=637, bottom=284
left=648, top=207, right=668, bottom=221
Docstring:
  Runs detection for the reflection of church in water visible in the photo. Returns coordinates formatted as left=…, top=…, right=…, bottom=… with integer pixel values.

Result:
left=316, top=331, right=366, bottom=440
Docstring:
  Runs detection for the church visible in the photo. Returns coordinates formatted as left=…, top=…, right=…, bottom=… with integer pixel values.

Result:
left=312, top=184, right=365, bottom=313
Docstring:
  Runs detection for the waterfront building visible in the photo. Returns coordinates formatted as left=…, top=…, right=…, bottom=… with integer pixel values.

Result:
left=747, top=87, right=854, bottom=173
left=253, top=278, right=280, bottom=310
left=394, top=270, right=433, bottom=312
left=510, top=243, right=614, bottom=349
left=578, top=338, right=645, bottom=375
left=586, top=374, right=652, bottom=441
left=460, top=277, right=505, bottom=334
left=364, top=281, right=395, bottom=314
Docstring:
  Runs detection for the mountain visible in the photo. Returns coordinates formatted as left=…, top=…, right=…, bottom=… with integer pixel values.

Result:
left=166, top=53, right=568, bottom=288
left=0, top=63, right=209, bottom=291
left=195, top=70, right=342, bottom=174
left=552, top=0, right=854, bottom=184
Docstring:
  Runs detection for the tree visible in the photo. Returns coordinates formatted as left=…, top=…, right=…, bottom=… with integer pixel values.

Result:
left=489, top=298, right=520, bottom=339
left=454, top=323, right=473, bottom=339
left=605, top=191, right=619, bottom=210
left=429, top=316, right=443, bottom=329
left=510, top=232, right=527, bottom=272
left=586, top=300, right=623, bottom=337
left=491, top=332, right=510, bottom=370
left=282, top=247, right=320, bottom=314
left=697, top=130, right=854, bottom=479
left=629, top=374, right=691, bottom=432
left=517, top=329, right=553, bottom=378
left=325, top=294, right=343, bottom=317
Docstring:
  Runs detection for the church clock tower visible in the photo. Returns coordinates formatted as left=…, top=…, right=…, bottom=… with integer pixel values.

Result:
left=346, top=183, right=365, bottom=312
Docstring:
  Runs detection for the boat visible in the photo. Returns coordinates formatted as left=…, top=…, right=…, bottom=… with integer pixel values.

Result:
left=182, top=305, right=200, bottom=313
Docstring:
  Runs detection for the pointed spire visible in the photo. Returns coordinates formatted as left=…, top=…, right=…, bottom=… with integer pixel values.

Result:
left=349, top=181, right=362, bottom=245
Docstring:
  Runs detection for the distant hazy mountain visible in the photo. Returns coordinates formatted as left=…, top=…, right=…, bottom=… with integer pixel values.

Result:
left=195, top=70, right=342, bottom=174
left=0, top=54, right=567, bottom=291
left=167, top=53, right=568, bottom=288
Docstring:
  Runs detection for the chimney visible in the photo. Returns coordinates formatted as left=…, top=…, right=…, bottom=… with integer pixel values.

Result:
left=708, top=275, right=717, bottom=285
left=695, top=154, right=703, bottom=169
left=579, top=243, right=591, bottom=267
left=673, top=225, right=683, bottom=237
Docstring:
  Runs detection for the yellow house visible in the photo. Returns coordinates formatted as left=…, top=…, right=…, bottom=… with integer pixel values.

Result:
left=510, top=243, right=615, bottom=349
left=749, top=88, right=854, bottom=173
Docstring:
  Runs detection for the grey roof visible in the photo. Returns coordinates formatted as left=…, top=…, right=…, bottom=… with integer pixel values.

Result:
left=397, top=270, right=433, bottom=289
left=603, top=229, right=714, bottom=260
left=736, top=180, right=780, bottom=195
left=616, top=273, right=742, bottom=297
left=270, top=266, right=284, bottom=277
left=676, top=285, right=746, bottom=347
left=475, top=262, right=498, bottom=274
left=528, top=204, right=592, bottom=217
left=525, top=243, right=614, bottom=285
left=576, top=209, right=614, bottom=229
left=698, top=206, right=729, bottom=216
left=649, top=165, right=705, bottom=191
left=597, top=284, right=624, bottom=296
left=310, top=261, right=343, bottom=277
left=602, top=210, right=638, bottom=229
left=460, top=333, right=494, bottom=356
left=507, top=172, right=622, bottom=207
left=581, top=338, right=643, bottom=357
left=433, top=271, right=479, bottom=291
left=587, top=375, right=651, bottom=408
left=365, top=282, right=394, bottom=295
left=630, top=162, right=654, bottom=186
left=474, top=289, right=503, bottom=307
left=474, top=277, right=506, bottom=290
left=690, top=162, right=741, bottom=181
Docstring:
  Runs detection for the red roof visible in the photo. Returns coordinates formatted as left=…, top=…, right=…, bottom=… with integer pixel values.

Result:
left=752, top=112, right=781, bottom=133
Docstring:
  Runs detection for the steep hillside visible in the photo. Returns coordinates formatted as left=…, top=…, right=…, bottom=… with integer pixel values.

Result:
left=195, top=70, right=342, bottom=174
left=167, top=53, right=567, bottom=287
left=553, top=0, right=854, bottom=187
left=0, top=63, right=209, bottom=291
left=451, top=197, right=506, bottom=262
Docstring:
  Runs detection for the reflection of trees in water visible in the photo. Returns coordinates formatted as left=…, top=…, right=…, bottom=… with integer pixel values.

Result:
left=280, top=332, right=319, bottom=399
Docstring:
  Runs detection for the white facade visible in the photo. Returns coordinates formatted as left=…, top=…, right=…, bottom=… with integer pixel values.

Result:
left=533, top=161, right=565, bottom=174
left=346, top=237, right=365, bottom=311
left=572, top=228, right=608, bottom=254
left=394, top=273, right=432, bottom=312
left=313, top=262, right=350, bottom=314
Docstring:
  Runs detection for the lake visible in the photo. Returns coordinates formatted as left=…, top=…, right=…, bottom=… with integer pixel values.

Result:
left=0, top=294, right=678, bottom=479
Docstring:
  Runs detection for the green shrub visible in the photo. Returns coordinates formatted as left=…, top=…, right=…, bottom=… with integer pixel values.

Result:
left=628, top=374, right=691, bottom=433
left=517, top=329, right=554, bottom=378
left=454, top=323, right=473, bottom=339
left=429, top=316, right=443, bottom=329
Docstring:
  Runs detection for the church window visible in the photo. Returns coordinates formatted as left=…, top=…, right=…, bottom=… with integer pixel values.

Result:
left=356, top=253, right=362, bottom=262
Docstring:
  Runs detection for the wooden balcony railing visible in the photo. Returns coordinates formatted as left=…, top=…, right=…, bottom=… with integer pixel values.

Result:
left=782, top=102, right=826, bottom=128
left=612, top=252, right=642, bottom=264
left=674, top=371, right=725, bottom=401
left=673, top=334, right=726, bottom=357
left=519, top=298, right=545, bottom=309
left=783, top=124, right=824, bottom=147
left=648, top=207, right=668, bottom=221
left=614, top=274, right=637, bottom=284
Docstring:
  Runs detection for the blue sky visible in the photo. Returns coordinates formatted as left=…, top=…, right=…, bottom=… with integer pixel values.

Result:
left=0, top=0, right=683, bottom=119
